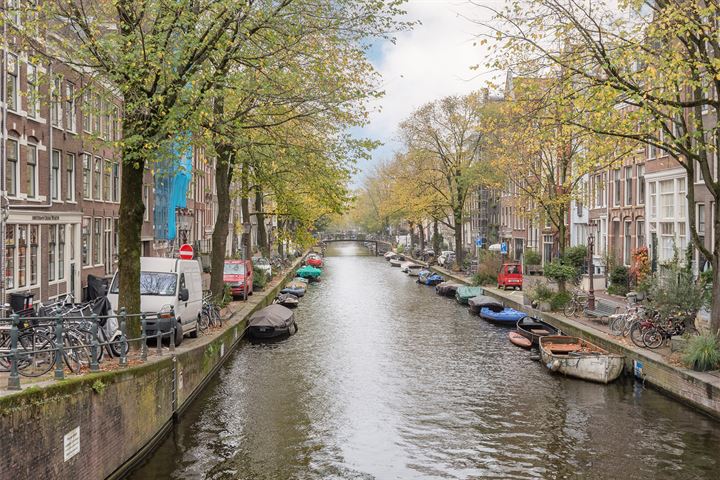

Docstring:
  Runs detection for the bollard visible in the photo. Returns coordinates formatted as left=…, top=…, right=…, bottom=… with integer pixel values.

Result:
left=156, top=314, right=163, bottom=357
left=140, top=314, right=148, bottom=362
left=169, top=321, right=176, bottom=353
left=119, top=308, right=128, bottom=367
left=54, top=315, right=64, bottom=380
left=7, top=314, right=20, bottom=390
left=90, top=315, right=100, bottom=372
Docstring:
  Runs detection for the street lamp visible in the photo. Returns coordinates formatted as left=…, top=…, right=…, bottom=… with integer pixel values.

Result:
left=587, top=225, right=596, bottom=311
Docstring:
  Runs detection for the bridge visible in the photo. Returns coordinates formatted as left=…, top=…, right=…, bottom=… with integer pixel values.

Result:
left=316, top=233, right=393, bottom=256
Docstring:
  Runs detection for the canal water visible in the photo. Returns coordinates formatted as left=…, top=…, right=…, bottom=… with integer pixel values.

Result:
left=131, top=243, right=720, bottom=480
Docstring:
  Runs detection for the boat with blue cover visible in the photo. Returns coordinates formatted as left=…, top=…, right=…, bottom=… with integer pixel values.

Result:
left=479, top=307, right=527, bottom=325
left=417, top=270, right=444, bottom=286
left=280, top=280, right=306, bottom=297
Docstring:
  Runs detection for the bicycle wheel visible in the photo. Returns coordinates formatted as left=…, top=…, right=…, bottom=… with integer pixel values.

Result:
left=212, top=306, right=222, bottom=327
left=198, top=311, right=210, bottom=333
left=17, top=331, right=55, bottom=377
left=564, top=302, right=577, bottom=317
left=629, top=322, right=647, bottom=348
left=609, top=315, right=626, bottom=336
left=63, top=332, right=91, bottom=373
left=642, top=328, right=664, bottom=349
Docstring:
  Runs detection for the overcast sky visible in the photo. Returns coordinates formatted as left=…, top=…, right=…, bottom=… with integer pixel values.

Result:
left=352, top=0, right=504, bottom=186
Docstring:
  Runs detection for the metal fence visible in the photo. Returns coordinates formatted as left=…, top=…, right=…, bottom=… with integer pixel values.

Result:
left=0, top=309, right=177, bottom=390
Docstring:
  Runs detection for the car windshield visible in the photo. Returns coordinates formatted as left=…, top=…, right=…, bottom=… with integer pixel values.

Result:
left=110, top=272, right=178, bottom=296
left=224, top=263, right=245, bottom=274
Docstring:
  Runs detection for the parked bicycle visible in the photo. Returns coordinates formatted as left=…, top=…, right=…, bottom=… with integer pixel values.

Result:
left=199, top=293, right=223, bottom=334
left=564, top=289, right=589, bottom=317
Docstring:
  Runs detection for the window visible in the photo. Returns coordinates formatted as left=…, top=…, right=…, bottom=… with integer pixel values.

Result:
left=27, top=63, right=38, bottom=118
left=82, top=153, right=91, bottom=199
left=17, top=226, right=26, bottom=288
left=143, top=185, right=150, bottom=221
left=648, top=142, right=657, bottom=160
left=698, top=204, right=706, bottom=235
left=94, top=156, right=102, bottom=200
left=624, top=220, right=632, bottom=265
left=112, top=161, right=120, bottom=202
left=49, top=225, right=56, bottom=281
left=93, top=218, right=102, bottom=265
left=637, top=164, right=645, bottom=205
left=678, top=178, right=686, bottom=219
left=51, top=150, right=61, bottom=200
left=5, top=53, right=18, bottom=111
left=103, top=159, right=112, bottom=201
left=58, top=226, right=65, bottom=280
left=26, top=144, right=37, bottom=198
left=82, top=91, right=92, bottom=133
left=66, top=153, right=75, bottom=201
left=660, top=180, right=674, bottom=219
left=649, top=182, right=657, bottom=219
left=6, top=139, right=18, bottom=196
left=104, top=218, right=112, bottom=275
left=594, top=173, right=605, bottom=207
left=93, top=94, right=101, bottom=133
left=29, top=226, right=38, bottom=286
left=661, top=222, right=675, bottom=260
left=81, top=218, right=90, bottom=266
left=678, top=222, right=687, bottom=251
left=5, top=227, right=15, bottom=290
left=70, top=224, right=76, bottom=261
left=112, top=106, right=120, bottom=141
left=103, top=101, right=111, bottom=140
left=613, top=169, right=621, bottom=206
left=51, top=76, right=62, bottom=128
left=6, top=0, right=19, bottom=24
left=637, top=220, right=645, bottom=248
left=64, top=83, right=76, bottom=132
left=624, top=166, right=633, bottom=205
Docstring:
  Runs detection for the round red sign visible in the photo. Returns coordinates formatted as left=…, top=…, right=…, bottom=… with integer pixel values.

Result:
left=178, top=244, right=194, bottom=260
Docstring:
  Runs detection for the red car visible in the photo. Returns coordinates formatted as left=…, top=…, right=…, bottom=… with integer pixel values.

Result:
left=497, top=262, right=523, bottom=290
left=224, top=260, right=254, bottom=299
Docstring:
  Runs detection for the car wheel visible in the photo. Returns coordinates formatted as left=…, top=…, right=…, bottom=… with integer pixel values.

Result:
left=174, top=323, right=183, bottom=347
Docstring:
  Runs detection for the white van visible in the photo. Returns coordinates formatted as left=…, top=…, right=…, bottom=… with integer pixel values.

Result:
left=107, top=257, right=203, bottom=346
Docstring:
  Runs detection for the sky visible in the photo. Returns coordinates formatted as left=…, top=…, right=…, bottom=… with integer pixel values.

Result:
left=351, top=0, right=504, bottom=186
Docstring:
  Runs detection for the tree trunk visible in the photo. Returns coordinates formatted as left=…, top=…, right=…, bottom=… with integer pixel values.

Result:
left=240, top=159, right=252, bottom=260
left=255, top=188, right=269, bottom=257
left=209, top=140, right=233, bottom=301
left=277, top=219, right=285, bottom=258
left=419, top=222, right=425, bottom=251
left=432, top=219, right=441, bottom=254
left=117, top=148, right=146, bottom=343
left=408, top=221, right=414, bottom=255
left=556, top=213, right=568, bottom=293
left=454, top=209, right=463, bottom=270
left=711, top=201, right=720, bottom=334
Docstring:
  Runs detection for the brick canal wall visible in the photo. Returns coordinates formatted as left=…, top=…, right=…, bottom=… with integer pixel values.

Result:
left=0, top=259, right=303, bottom=480
left=432, top=267, right=720, bottom=420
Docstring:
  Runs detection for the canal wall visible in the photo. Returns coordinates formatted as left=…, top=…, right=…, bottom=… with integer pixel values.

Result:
left=0, top=258, right=304, bottom=480
left=431, top=267, right=720, bottom=420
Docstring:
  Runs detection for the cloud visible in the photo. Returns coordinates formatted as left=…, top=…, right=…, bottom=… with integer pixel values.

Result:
left=352, top=0, right=502, bottom=185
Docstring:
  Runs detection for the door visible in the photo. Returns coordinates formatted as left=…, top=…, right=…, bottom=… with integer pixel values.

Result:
left=177, top=273, right=187, bottom=322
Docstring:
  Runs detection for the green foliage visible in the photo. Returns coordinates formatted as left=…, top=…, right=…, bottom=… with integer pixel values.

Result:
left=544, top=260, right=579, bottom=285
left=253, top=269, right=268, bottom=291
left=550, top=291, right=571, bottom=311
left=528, top=281, right=554, bottom=303
left=91, top=380, right=107, bottom=395
left=396, top=244, right=405, bottom=254
left=473, top=250, right=503, bottom=286
left=608, top=266, right=630, bottom=296
left=564, top=245, right=587, bottom=270
left=683, top=334, right=720, bottom=372
left=524, top=249, right=542, bottom=265
left=646, top=257, right=708, bottom=320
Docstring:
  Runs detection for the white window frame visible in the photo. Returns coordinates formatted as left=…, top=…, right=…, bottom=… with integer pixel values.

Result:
left=5, top=53, right=19, bottom=112
left=26, top=143, right=37, bottom=198
left=66, top=152, right=75, bottom=201
left=51, top=149, right=61, bottom=200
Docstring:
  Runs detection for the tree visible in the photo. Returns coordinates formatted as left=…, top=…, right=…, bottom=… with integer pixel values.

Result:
left=485, top=0, right=720, bottom=332
left=398, top=93, right=498, bottom=268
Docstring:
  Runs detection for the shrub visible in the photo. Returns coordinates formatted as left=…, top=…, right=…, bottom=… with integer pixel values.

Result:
left=646, top=255, right=707, bottom=320
left=550, top=291, right=571, bottom=311
left=253, top=269, right=268, bottom=291
left=608, top=265, right=629, bottom=296
left=629, top=247, right=651, bottom=286
left=472, top=271, right=495, bottom=286
left=683, top=334, right=720, bottom=372
left=528, top=281, right=555, bottom=303
left=564, top=245, right=587, bottom=270
left=524, top=249, right=542, bottom=265
left=396, top=244, right=405, bottom=253
left=544, top=260, right=579, bottom=285
left=472, top=250, right=503, bottom=286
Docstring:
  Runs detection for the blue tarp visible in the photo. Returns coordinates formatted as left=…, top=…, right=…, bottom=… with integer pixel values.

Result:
left=154, top=139, right=193, bottom=241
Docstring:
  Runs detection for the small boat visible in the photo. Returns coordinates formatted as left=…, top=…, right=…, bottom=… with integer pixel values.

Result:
left=400, top=261, right=413, bottom=273
left=435, top=282, right=462, bottom=297
left=455, top=286, right=483, bottom=305
left=389, top=258, right=402, bottom=267
left=417, top=270, right=444, bottom=286
left=384, top=251, right=396, bottom=260
left=516, top=316, right=560, bottom=347
left=508, top=331, right=532, bottom=349
left=292, top=277, right=309, bottom=284
left=539, top=336, right=625, bottom=384
left=306, top=254, right=323, bottom=268
left=296, top=265, right=322, bottom=279
left=248, top=304, right=298, bottom=338
left=468, top=295, right=503, bottom=314
left=480, top=307, right=526, bottom=325
left=407, top=264, right=423, bottom=276
left=275, top=292, right=299, bottom=308
left=280, top=280, right=306, bottom=297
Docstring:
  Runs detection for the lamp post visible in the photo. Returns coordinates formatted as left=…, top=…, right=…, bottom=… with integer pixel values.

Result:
left=587, top=229, right=596, bottom=311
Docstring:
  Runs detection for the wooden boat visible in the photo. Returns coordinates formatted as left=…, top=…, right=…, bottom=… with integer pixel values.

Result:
left=455, top=286, right=483, bottom=304
left=479, top=307, right=526, bottom=325
left=516, top=316, right=560, bottom=347
left=508, top=331, right=532, bottom=349
left=539, top=336, right=625, bottom=384
left=468, top=295, right=503, bottom=314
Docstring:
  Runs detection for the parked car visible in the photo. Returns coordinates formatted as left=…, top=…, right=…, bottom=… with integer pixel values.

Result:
left=438, top=251, right=455, bottom=267
left=224, top=259, right=254, bottom=299
left=107, top=257, right=203, bottom=346
left=252, top=257, right=273, bottom=279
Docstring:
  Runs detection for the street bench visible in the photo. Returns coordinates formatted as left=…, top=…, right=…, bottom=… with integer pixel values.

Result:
left=583, top=300, right=620, bottom=324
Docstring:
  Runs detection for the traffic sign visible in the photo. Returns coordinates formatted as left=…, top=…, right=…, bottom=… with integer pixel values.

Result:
left=178, top=244, right=194, bottom=260
left=500, top=242, right=508, bottom=255
left=475, top=238, right=482, bottom=247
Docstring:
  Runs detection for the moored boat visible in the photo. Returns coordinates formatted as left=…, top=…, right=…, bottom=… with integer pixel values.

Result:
left=468, top=294, right=503, bottom=314
left=275, top=292, right=299, bottom=308
left=539, top=336, right=625, bottom=384
left=389, top=258, right=402, bottom=267
left=306, top=253, right=323, bottom=268
left=248, top=304, right=297, bottom=338
left=384, top=251, right=395, bottom=261
left=435, top=282, right=462, bottom=297
left=417, top=270, right=444, bottom=286
left=400, top=261, right=413, bottom=273
left=508, top=331, right=532, bottom=349
left=455, top=286, right=483, bottom=305
left=407, top=264, right=423, bottom=276
left=296, top=265, right=322, bottom=279
left=516, top=316, right=560, bottom=347
left=281, top=280, right=307, bottom=297
left=479, top=306, right=526, bottom=325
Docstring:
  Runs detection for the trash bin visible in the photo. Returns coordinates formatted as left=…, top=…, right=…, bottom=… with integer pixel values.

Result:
left=9, top=292, right=34, bottom=313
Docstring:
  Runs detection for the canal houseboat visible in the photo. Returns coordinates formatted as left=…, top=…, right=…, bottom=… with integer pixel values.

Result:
left=248, top=304, right=298, bottom=339
left=539, top=336, right=625, bottom=384
left=516, top=316, right=560, bottom=347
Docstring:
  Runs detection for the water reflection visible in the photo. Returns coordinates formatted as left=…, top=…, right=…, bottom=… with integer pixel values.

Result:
left=131, top=248, right=720, bottom=480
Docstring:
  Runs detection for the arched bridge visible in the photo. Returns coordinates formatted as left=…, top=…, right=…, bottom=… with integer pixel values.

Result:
left=316, top=234, right=393, bottom=255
